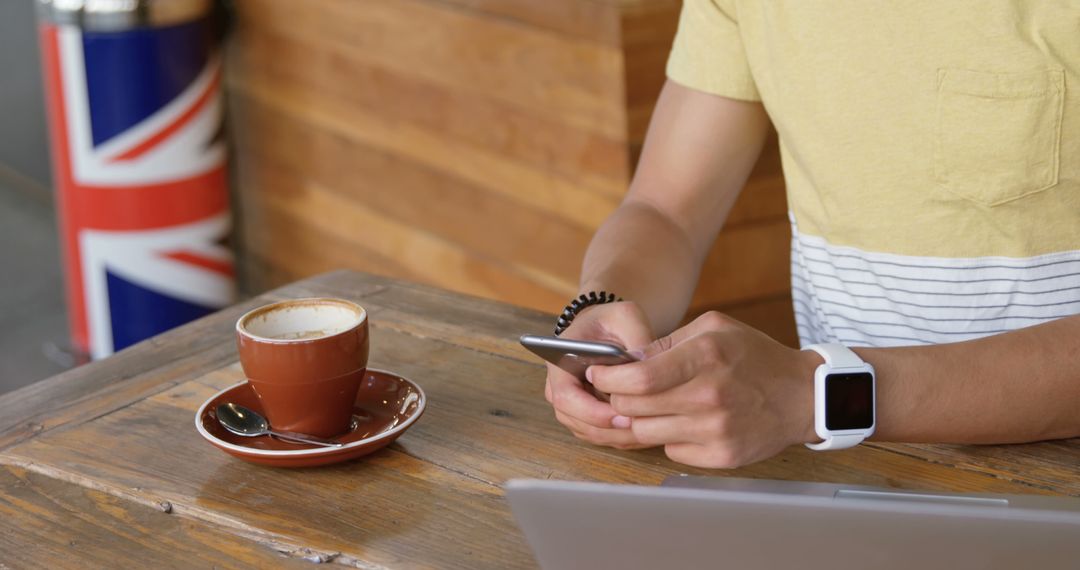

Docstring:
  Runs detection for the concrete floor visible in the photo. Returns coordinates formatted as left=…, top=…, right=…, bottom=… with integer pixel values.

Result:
left=0, top=182, right=73, bottom=394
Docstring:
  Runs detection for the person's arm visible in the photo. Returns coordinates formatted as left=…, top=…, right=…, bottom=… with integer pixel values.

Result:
left=541, top=80, right=771, bottom=449
left=860, top=314, right=1080, bottom=444
left=586, top=311, right=1080, bottom=469
left=578, top=80, right=771, bottom=336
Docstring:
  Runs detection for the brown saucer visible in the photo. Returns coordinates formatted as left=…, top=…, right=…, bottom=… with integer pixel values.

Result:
left=195, top=369, right=425, bottom=467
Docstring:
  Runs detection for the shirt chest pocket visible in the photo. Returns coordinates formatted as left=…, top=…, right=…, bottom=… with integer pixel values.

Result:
left=934, top=68, right=1065, bottom=207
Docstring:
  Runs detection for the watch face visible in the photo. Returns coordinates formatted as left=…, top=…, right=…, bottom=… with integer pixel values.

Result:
left=825, top=372, right=874, bottom=431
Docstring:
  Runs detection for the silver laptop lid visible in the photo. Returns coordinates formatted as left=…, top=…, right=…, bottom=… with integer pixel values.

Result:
left=663, top=474, right=1080, bottom=513
left=506, top=477, right=1080, bottom=570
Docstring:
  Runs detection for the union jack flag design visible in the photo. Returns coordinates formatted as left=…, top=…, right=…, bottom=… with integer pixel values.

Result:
left=40, top=17, right=234, bottom=359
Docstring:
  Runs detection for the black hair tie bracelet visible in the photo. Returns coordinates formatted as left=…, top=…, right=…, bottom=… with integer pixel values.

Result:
left=554, top=291, right=623, bottom=336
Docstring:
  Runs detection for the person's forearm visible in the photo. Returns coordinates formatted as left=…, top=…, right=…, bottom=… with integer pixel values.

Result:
left=573, top=82, right=771, bottom=336
left=848, top=315, right=1080, bottom=444
left=579, top=199, right=703, bottom=336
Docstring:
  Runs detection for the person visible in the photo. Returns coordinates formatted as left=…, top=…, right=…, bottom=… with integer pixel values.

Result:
left=544, top=0, right=1080, bottom=469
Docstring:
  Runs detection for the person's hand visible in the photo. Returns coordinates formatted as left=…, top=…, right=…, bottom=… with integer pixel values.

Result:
left=588, top=312, right=820, bottom=468
left=544, top=301, right=656, bottom=449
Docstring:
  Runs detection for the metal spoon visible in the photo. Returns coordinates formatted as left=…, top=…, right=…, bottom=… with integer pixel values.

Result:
left=216, top=403, right=344, bottom=447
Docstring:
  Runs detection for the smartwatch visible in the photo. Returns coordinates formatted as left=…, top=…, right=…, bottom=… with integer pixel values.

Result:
left=802, top=343, right=876, bottom=451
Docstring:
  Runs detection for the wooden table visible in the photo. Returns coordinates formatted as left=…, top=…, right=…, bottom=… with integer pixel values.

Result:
left=1, top=271, right=1077, bottom=568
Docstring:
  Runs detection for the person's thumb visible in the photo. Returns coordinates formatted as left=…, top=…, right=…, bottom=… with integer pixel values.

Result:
left=599, top=303, right=654, bottom=353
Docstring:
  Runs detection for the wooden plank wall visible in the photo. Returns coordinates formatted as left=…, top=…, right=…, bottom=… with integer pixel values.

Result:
left=226, top=0, right=796, bottom=345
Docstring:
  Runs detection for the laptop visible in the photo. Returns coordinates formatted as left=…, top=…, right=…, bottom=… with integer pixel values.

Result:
left=505, top=476, right=1080, bottom=569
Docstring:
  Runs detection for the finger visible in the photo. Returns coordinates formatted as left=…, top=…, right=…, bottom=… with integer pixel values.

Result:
left=547, top=363, right=618, bottom=428
left=588, top=339, right=699, bottom=396
left=610, top=392, right=676, bottom=417
left=564, top=301, right=654, bottom=351
left=555, top=410, right=648, bottom=448
left=641, top=311, right=738, bottom=359
left=610, top=388, right=689, bottom=418
left=599, top=302, right=655, bottom=350
left=609, top=376, right=728, bottom=417
left=629, top=415, right=703, bottom=446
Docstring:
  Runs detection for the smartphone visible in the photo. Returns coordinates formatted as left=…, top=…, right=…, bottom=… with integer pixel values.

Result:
left=519, top=334, right=638, bottom=382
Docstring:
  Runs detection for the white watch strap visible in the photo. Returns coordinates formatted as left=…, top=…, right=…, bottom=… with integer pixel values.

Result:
left=805, top=434, right=865, bottom=451
left=804, top=343, right=863, bottom=368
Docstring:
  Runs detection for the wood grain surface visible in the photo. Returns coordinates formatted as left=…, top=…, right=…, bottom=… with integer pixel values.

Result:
left=0, top=271, right=1077, bottom=568
left=0, top=465, right=313, bottom=569
left=225, top=0, right=796, bottom=344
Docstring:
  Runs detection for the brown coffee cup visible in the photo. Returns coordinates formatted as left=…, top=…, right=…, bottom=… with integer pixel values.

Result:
left=236, top=298, right=369, bottom=438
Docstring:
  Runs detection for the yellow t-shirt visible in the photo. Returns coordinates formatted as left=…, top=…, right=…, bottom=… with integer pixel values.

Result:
left=667, top=0, right=1080, bottom=347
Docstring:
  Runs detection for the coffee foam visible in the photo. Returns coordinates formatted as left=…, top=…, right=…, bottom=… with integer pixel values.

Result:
left=241, top=300, right=363, bottom=342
